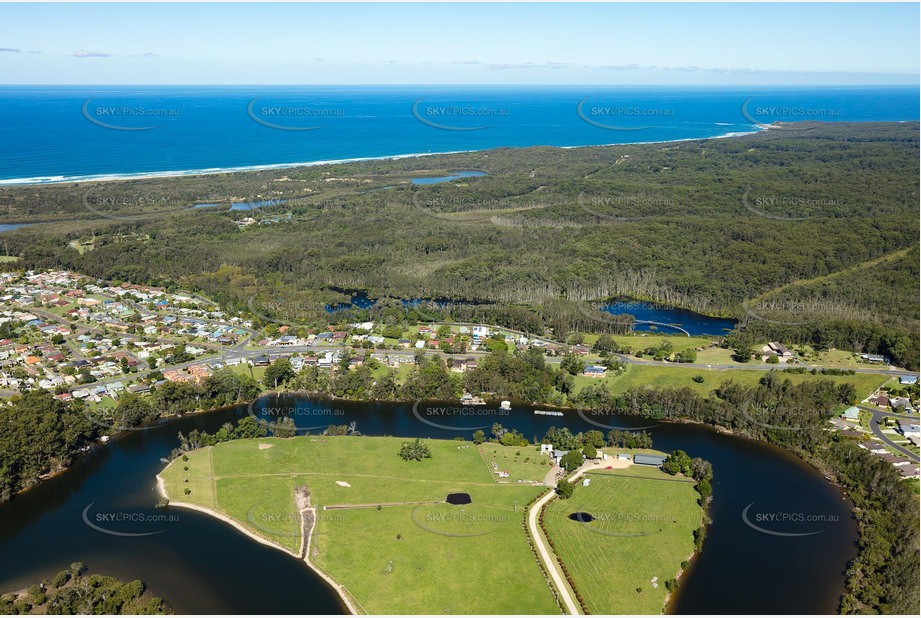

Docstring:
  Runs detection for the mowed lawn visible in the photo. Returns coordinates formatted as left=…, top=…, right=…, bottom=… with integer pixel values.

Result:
left=583, top=363, right=886, bottom=399
left=543, top=468, right=702, bottom=614
left=477, top=443, right=554, bottom=483
left=160, top=436, right=558, bottom=614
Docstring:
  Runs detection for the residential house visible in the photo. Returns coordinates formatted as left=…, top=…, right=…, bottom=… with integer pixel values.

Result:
left=858, top=441, right=888, bottom=454
left=841, top=406, right=860, bottom=421
left=767, top=341, right=794, bottom=360
left=870, top=394, right=890, bottom=407
left=583, top=365, right=607, bottom=378
left=879, top=454, right=912, bottom=467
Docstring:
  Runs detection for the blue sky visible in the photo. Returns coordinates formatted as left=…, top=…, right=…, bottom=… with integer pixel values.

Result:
left=0, top=2, right=918, bottom=84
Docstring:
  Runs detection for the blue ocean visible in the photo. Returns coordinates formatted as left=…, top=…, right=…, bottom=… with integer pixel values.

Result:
left=0, top=85, right=917, bottom=184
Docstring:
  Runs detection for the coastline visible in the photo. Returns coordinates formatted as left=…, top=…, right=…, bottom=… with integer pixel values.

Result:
left=154, top=473, right=360, bottom=615
left=0, top=128, right=764, bottom=187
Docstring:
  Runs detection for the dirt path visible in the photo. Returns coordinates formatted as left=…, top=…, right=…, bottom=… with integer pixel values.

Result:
left=543, top=462, right=563, bottom=486
left=156, top=473, right=361, bottom=614
left=324, top=500, right=442, bottom=510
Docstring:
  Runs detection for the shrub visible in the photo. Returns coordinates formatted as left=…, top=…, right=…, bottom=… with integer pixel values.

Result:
left=50, top=571, right=69, bottom=589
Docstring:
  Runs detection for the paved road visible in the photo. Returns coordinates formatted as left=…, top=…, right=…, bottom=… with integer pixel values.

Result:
left=858, top=405, right=920, bottom=462
left=526, top=458, right=622, bottom=615
left=609, top=352, right=917, bottom=378
left=527, top=486, right=580, bottom=615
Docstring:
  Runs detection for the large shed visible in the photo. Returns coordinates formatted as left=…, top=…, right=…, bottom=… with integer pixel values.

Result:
left=633, top=454, right=667, bottom=467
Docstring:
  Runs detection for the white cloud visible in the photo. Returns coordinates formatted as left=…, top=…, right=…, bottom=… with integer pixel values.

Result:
left=73, top=50, right=110, bottom=58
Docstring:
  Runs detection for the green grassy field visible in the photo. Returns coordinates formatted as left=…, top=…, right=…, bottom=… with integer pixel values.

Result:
left=229, top=363, right=265, bottom=382
left=693, top=346, right=737, bottom=365
left=581, top=334, right=714, bottom=355
left=796, top=346, right=901, bottom=370
left=477, top=443, right=554, bottom=483
left=160, top=436, right=558, bottom=614
left=543, top=467, right=702, bottom=614
left=573, top=363, right=887, bottom=400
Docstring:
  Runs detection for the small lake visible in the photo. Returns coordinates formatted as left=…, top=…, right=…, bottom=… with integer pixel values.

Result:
left=410, top=170, right=486, bottom=185
left=0, top=223, right=31, bottom=233
left=190, top=199, right=287, bottom=211
left=0, top=395, right=856, bottom=614
left=600, top=299, right=737, bottom=336
left=231, top=199, right=285, bottom=211
left=329, top=291, right=735, bottom=336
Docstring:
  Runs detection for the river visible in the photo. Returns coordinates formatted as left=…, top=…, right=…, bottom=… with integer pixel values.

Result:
left=0, top=396, right=856, bottom=614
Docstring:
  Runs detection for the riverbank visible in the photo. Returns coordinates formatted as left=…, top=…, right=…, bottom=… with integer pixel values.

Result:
left=0, top=389, right=863, bottom=614
left=155, top=473, right=360, bottom=615
left=159, top=432, right=705, bottom=615
left=159, top=435, right=559, bottom=614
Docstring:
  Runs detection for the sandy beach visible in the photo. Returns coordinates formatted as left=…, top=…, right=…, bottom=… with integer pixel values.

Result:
left=155, top=474, right=360, bottom=614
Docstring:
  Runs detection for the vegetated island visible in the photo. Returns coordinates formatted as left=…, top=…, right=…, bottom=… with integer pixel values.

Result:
left=0, top=562, right=171, bottom=615
left=157, top=429, right=709, bottom=615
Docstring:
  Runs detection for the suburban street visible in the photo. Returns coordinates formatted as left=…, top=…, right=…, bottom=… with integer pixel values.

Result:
left=858, top=406, right=920, bottom=462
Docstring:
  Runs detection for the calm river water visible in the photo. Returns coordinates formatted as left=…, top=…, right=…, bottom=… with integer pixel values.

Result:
left=0, top=395, right=856, bottom=614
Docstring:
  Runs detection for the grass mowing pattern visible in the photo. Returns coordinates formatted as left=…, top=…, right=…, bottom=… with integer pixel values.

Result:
left=543, top=469, right=702, bottom=614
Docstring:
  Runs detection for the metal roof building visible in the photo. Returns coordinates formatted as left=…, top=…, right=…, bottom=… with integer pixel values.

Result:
left=633, top=454, right=667, bottom=467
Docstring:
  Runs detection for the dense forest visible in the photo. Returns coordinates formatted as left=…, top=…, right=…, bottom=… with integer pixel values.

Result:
left=1, top=122, right=917, bottom=367
left=1, top=122, right=916, bottom=614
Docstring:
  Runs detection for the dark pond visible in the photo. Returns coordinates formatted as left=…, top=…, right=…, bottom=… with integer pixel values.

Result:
left=568, top=512, right=595, bottom=523
left=0, top=395, right=857, bottom=614
left=445, top=493, right=472, bottom=505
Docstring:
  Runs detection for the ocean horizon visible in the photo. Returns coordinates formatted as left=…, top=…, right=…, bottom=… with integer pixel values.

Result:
left=0, top=84, right=917, bottom=185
